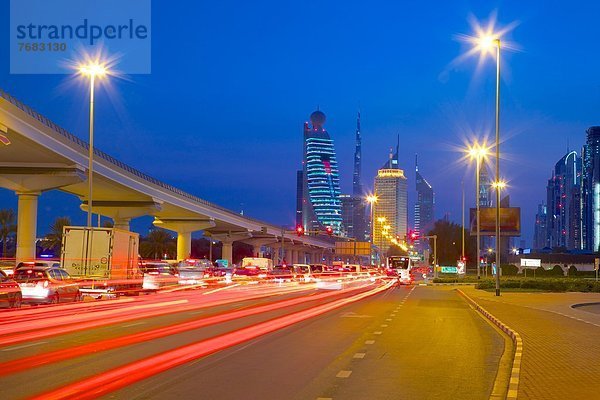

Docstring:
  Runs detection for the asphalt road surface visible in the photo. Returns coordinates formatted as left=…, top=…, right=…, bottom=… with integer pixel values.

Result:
left=0, top=283, right=506, bottom=400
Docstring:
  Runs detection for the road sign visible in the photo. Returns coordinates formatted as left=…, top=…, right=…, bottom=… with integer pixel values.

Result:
left=441, top=266, right=458, bottom=273
left=456, top=261, right=465, bottom=275
left=595, top=258, right=599, bottom=271
left=216, top=259, right=229, bottom=268
left=521, top=258, right=541, bottom=268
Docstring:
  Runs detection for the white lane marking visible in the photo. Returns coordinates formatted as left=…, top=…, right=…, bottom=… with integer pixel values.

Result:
left=336, top=370, right=352, bottom=378
left=374, top=331, right=383, bottom=335
left=316, top=398, right=333, bottom=400
left=203, top=284, right=240, bottom=295
left=385, top=318, right=392, bottom=321
left=122, top=322, right=145, bottom=328
left=353, top=353, right=366, bottom=359
left=2, top=341, right=48, bottom=352
left=381, top=324, right=388, bottom=328
left=189, top=310, right=205, bottom=315
left=365, top=340, right=375, bottom=345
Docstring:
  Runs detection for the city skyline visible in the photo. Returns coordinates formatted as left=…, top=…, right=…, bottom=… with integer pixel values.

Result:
left=1, top=2, right=600, bottom=248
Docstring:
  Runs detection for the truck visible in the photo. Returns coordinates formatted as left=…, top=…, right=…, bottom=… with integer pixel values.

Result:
left=61, top=226, right=141, bottom=298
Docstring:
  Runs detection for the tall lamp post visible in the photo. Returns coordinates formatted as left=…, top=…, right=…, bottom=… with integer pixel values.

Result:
left=468, top=143, right=488, bottom=279
left=79, top=63, right=108, bottom=228
left=475, top=34, right=502, bottom=296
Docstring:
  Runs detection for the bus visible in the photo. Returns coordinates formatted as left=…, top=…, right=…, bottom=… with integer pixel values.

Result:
left=387, top=256, right=413, bottom=285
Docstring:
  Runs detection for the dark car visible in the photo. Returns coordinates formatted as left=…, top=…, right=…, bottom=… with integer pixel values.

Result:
left=268, top=266, right=296, bottom=282
left=140, top=262, right=179, bottom=290
left=14, top=266, right=81, bottom=304
left=0, top=269, right=22, bottom=308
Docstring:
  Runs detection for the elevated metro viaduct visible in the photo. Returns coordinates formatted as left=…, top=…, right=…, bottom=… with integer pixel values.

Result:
left=0, top=89, right=337, bottom=266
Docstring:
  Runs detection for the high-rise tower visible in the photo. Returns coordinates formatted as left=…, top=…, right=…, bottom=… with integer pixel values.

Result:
left=301, top=110, right=343, bottom=235
left=353, top=111, right=363, bottom=196
left=581, top=126, right=600, bottom=251
left=414, top=154, right=435, bottom=247
left=373, top=140, right=407, bottom=255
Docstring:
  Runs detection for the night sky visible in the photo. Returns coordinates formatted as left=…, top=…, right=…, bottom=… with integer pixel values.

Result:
left=1, top=0, right=600, bottom=246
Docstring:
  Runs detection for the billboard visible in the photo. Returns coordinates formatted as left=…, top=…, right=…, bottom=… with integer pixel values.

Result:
left=469, top=207, right=521, bottom=236
left=520, top=259, right=541, bottom=268
left=335, top=241, right=371, bottom=256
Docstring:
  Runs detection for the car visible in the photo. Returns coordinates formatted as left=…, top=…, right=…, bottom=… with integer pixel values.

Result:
left=13, top=266, right=81, bottom=304
left=177, top=259, right=212, bottom=285
left=15, top=261, right=61, bottom=270
left=140, top=261, right=179, bottom=290
left=268, top=265, right=296, bottom=282
left=0, top=269, right=22, bottom=308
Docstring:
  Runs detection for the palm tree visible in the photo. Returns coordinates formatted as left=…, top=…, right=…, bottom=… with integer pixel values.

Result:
left=140, top=229, right=176, bottom=260
left=42, top=217, right=72, bottom=252
left=0, top=209, right=17, bottom=259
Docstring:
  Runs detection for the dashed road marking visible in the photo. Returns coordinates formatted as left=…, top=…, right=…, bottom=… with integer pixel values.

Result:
left=373, top=331, right=383, bottom=335
left=122, top=322, right=145, bottom=328
left=336, top=370, right=352, bottom=378
left=365, top=340, right=375, bottom=345
left=385, top=318, right=392, bottom=321
left=381, top=324, right=388, bottom=327
left=2, top=341, right=48, bottom=351
left=353, top=352, right=366, bottom=359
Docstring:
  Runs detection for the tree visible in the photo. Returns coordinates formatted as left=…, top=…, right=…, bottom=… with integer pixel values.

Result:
left=140, top=229, right=176, bottom=260
left=0, top=209, right=17, bottom=258
left=427, top=219, right=477, bottom=267
left=42, top=217, right=72, bottom=252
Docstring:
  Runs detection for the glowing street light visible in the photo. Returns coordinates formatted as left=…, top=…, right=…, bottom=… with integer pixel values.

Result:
left=78, top=61, right=109, bottom=228
left=366, top=194, right=378, bottom=264
left=472, top=27, right=502, bottom=297
left=467, top=142, right=489, bottom=279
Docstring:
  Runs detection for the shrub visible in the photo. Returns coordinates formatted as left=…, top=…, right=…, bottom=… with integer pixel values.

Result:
left=502, top=264, right=519, bottom=276
left=568, top=266, right=578, bottom=277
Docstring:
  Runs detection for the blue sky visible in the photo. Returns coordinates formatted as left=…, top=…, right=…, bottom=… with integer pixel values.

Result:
left=1, top=0, right=599, bottom=245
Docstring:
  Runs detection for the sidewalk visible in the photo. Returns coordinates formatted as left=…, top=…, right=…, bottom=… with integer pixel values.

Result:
left=461, top=287, right=600, bottom=400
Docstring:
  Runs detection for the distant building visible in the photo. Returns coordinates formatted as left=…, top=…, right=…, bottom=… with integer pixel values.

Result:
left=533, top=202, right=549, bottom=250
left=300, top=110, right=343, bottom=234
left=340, top=195, right=367, bottom=240
left=546, top=151, right=582, bottom=249
left=353, top=111, right=364, bottom=197
left=373, top=141, right=407, bottom=255
left=296, top=170, right=303, bottom=226
left=582, top=126, right=600, bottom=252
left=414, top=154, right=434, bottom=247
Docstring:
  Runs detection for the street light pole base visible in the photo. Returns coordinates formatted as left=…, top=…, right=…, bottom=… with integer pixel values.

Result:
left=495, top=289, right=500, bottom=296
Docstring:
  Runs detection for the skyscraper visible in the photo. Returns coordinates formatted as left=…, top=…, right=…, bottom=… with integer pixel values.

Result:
left=582, top=126, right=600, bottom=251
left=533, top=202, right=548, bottom=250
left=353, top=111, right=363, bottom=196
left=546, top=151, right=581, bottom=249
left=300, top=110, right=343, bottom=234
left=414, top=154, right=435, bottom=246
left=340, top=112, right=368, bottom=241
left=340, top=194, right=367, bottom=239
left=373, top=141, right=407, bottom=255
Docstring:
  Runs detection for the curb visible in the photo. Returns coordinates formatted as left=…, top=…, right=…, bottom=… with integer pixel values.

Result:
left=571, top=301, right=600, bottom=309
left=432, top=282, right=478, bottom=286
left=456, top=289, right=522, bottom=400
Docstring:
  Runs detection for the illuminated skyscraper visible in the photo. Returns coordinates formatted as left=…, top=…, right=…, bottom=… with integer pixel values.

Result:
left=300, top=110, right=343, bottom=234
left=414, top=154, right=434, bottom=247
left=546, top=151, right=581, bottom=249
left=340, top=112, right=368, bottom=240
left=373, top=141, right=407, bottom=255
left=582, top=127, right=600, bottom=251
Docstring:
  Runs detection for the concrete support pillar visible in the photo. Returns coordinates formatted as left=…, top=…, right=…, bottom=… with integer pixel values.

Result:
left=177, top=231, right=192, bottom=260
left=16, top=192, right=39, bottom=264
left=271, top=245, right=280, bottom=265
left=222, top=241, right=233, bottom=265
left=153, top=218, right=215, bottom=261
left=113, top=217, right=131, bottom=231
left=252, top=245, right=262, bottom=258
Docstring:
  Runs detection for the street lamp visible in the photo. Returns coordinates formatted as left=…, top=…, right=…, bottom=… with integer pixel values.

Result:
left=476, top=32, right=502, bottom=297
left=468, top=142, right=488, bottom=279
left=78, top=62, right=108, bottom=228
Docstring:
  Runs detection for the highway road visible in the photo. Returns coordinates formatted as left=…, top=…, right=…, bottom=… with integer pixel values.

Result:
left=0, top=280, right=506, bottom=400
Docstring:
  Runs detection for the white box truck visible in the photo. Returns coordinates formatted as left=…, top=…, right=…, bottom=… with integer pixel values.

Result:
left=61, top=226, right=141, bottom=298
